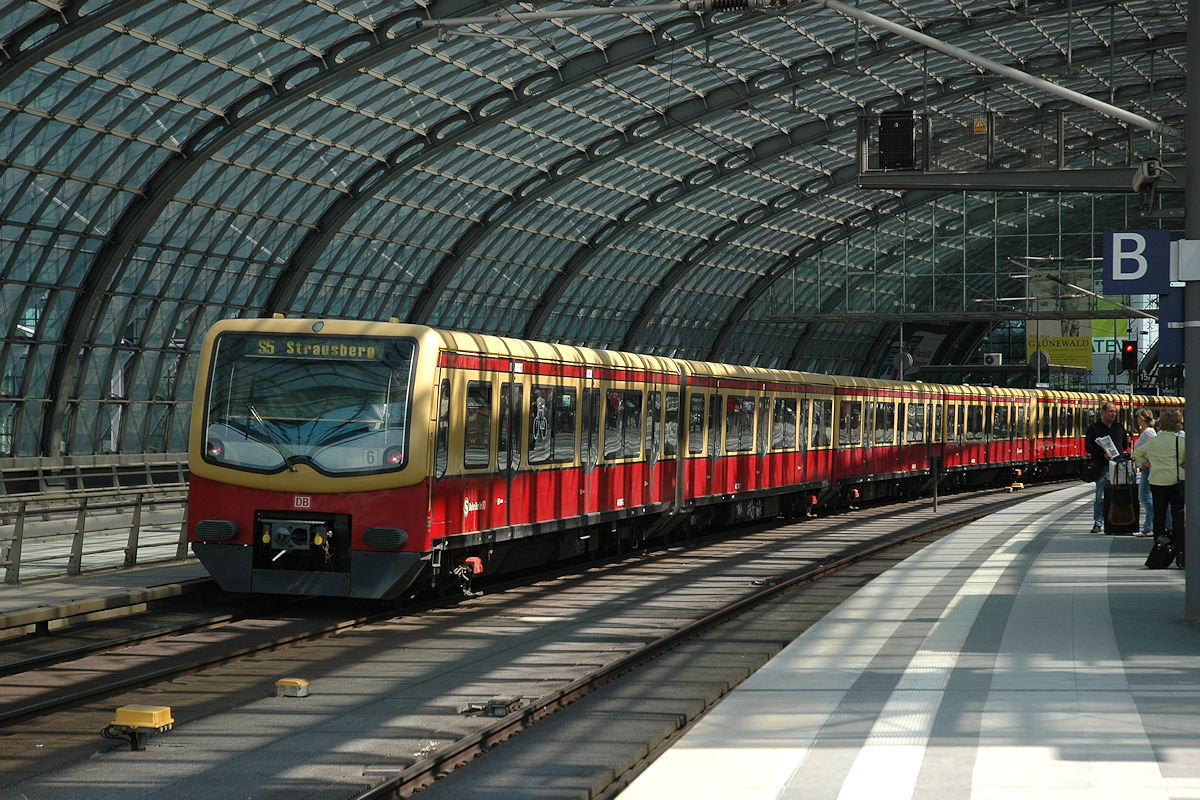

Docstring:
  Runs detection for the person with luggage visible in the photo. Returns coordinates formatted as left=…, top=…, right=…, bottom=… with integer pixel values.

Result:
left=1132, top=407, right=1158, bottom=537
left=1133, top=407, right=1185, bottom=566
left=1084, top=401, right=1128, bottom=533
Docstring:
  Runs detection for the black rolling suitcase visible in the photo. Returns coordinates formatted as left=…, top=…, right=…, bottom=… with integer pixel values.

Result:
left=1103, top=461, right=1139, bottom=535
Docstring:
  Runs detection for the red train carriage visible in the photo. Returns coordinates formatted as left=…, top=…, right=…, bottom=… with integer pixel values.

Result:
left=187, top=318, right=1182, bottom=599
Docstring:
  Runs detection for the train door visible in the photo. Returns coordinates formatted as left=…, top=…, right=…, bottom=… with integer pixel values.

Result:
left=719, top=393, right=753, bottom=494
left=599, top=385, right=644, bottom=511
left=498, top=379, right=524, bottom=527
left=943, top=398, right=962, bottom=468
left=900, top=393, right=925, bottom=473
left=809, top=395, right=833, bottom=483
left=987, top=397, right=1006, bottom=465
left=643, top=383, right=662, bottom=507
left=1013, top=395, right=1030, bottom=464
left=684, top=391, right=707, bottom=501
left=461, top=376, right=504, bottom=535
left=581, top=380, right=601, bottom=514
left=767, top=394, right=792, bottom=488
left=707, top=391, right=723, bottom=495
left=664, top=382, right=683, bottom=512
left=835, top=392, right=866, bottom=480
left=756, top=394, right=771, bottom=488
left=427, top=374, right=452, bottom=538
left=871, top=396, right=898, bottom=476
left=928, top=393, right=944, bottom=476
left=527, top=379, right=581, bottom=524
left=964, top=397, right=985, bottom=466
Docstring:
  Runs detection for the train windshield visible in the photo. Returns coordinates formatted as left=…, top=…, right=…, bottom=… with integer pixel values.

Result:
left=202, top=333, right=416, bottom=475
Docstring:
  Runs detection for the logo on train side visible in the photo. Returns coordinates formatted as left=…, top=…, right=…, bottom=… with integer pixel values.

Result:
left=463, top=498, right=487, bottom=516
left=294, top=496, right=311, bottom=508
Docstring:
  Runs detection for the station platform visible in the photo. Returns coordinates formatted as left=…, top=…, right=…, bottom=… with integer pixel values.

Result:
left=620, top=484, right=1200, bottom=800
left=0, top=559, right=212, bottom=634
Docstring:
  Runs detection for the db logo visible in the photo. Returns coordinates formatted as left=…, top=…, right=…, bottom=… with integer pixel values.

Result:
left=294, top=496, right=312, bottom=509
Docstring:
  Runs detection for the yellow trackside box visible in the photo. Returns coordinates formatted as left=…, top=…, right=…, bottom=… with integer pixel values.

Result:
left=111, top=705, right=174, bottom=730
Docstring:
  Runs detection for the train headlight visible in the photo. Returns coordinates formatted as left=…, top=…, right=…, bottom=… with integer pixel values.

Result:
left=261, top=533, right=271, bottom=544
left=313, top=533, right=324, bottom=546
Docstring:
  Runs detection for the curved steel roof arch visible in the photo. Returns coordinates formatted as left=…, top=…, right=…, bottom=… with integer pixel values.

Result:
left=31, top=1, right=481, bottom=451
left=269, top=8, right=782, bottom=319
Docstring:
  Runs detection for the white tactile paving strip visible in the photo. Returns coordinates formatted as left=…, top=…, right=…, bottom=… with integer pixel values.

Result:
left=620, top=486, right=1200, bottom=800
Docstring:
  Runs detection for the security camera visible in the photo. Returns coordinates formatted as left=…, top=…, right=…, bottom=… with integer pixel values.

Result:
left=1132, top=157, right=1163, bottom=192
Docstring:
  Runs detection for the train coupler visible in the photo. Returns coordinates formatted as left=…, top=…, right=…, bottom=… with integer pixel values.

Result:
left=451, top=557, right=484, bottom=598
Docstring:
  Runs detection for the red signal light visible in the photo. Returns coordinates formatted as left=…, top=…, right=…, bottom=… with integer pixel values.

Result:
left=1121, top=340, right=1138, bottom=371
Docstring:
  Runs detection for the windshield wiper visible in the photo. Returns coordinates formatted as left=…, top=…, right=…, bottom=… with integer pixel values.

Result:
left=248, top=404, right=298, bottom=472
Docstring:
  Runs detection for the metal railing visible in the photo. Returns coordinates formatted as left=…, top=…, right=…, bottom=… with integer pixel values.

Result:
left=0, top=455, right=190, bottom=583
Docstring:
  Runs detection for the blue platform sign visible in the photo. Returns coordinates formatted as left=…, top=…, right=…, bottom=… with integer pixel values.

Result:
left=1158, top=287, right=1184, bottom=365
left=1103, top=229, right=1170, bottom=294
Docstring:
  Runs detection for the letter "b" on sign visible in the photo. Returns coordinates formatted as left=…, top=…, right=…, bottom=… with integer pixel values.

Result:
left=1103, top=229, right=1169, bottom=295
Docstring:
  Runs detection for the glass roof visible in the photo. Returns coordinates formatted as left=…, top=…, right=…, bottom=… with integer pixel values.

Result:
left=0, top=0, right=1187, bottom=457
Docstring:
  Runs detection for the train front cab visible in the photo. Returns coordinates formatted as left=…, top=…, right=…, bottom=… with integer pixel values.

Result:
left=188, top=320, right=444, bottom=600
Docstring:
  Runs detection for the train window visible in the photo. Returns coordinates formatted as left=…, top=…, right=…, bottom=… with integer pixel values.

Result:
left=529, top=385, right=576, bottom=465
left=946, top=405, right=959, bottom=441
left=582, top=388, right=600, bottom=470
left=932, top=402, right=941, bottom=443
left=604, top=390, right=642, bottom=460
left=1016, top=405, right=1027, bottom=439
left=498, top=383, right=523, bottom=474
left=838, top=400, right=862, bottom=446
left=464, top=381, right=492, bottom=470
left=664, top=392, right=680, bottom=456
left=966, top=404, right=984, bottom=440
left=725, top=395, right=755, bottom=453
left=688, top=394, right=705, bottom=455
left=645, top=391, right=662, bottom=465
left=772, top=398, right=797, bottom=451
left=203, top=333, right=415, bottom=476
left=811, top=399, right=832, bottom=447
left=907, top=402, right=925, bottom=443
left=873, top=401, right=895, bottom=444
left=993, top=406, right=1009, bottom=439
left=708, top=394, right=722, bottom=458
left=435, top=379, right=450, bottom=479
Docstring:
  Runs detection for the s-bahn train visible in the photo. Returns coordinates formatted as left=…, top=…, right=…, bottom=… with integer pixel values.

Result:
left=186, top=318, right=1182, bottom=599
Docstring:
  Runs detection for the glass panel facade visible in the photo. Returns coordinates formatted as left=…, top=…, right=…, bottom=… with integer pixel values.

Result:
left=0, top=3, right=1184, bottom=457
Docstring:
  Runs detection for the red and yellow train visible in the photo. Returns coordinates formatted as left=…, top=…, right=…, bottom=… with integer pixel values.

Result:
left=186, top=318, right=1181, bottom=599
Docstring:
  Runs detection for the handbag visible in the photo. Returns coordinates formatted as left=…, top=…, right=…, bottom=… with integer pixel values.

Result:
left=1146, top=536, right=1175, bottom=569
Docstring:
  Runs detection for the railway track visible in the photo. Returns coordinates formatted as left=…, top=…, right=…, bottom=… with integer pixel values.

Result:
left=0, top=482, right=1068, bottom=800
left=354, top=485, right=1061, bottom=800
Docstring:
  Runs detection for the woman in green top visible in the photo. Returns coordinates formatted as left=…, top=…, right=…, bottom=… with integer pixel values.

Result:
left=1132, top=408, right=1185, bottom=559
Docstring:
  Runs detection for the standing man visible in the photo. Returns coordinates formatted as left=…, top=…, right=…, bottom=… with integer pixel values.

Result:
left=1085, top=401, right=1129, bottom=533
